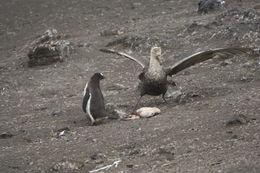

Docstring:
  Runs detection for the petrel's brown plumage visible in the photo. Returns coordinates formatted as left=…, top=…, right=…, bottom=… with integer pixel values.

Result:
left=100, top=47, right=251, bottom=110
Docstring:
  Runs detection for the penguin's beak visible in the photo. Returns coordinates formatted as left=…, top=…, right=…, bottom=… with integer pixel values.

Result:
left=103, top=76, right=106, bottom=79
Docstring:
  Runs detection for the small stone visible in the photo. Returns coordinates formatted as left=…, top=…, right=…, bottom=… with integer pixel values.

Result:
left=52, top=159, right=84, bottom=171
left=166, top=90, right=182, bottom=99
left=226, top=114, right=249, bottom=127
left=129, top=148, right=140, bottom=156
left=77, top=43, right=90, bottom=47
left=242, top=62, right=252, bottom=68
left=240, top=75, right=254, bottom=82
left=56, top=127, right=70, bottom=139
left=185, top=23, right=203, bottom=33
left=220, top=59, right=232, bottom=66
left=90, top=153, right=105, bottom=160
left=226, top=130, right=233, bottom=134
left=231, top=134, right=238, bottom=139
left=52, top=110, right=64, bottom=116
left=23, top=137, right=32, bottom=143
left=0, top=132, right=13, bottom=139
left=8, top=165, right=19, bottom=170
left=126, top=164, right=134, bottom=168
left=57, top=127, right=70, bottom=133
left=183, top=71, right=191, bottom=75
left=211, top=160, right=222, bottom=166
left=100, top=29, right=121, bottom=37
left=158, top=147, right=175, bottom=156
left=34, top=106, right=48, bottom=111
left=59, top=131, right=66, bottom=136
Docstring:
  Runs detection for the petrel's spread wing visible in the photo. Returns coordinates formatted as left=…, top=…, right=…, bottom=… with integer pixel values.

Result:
left=166, top=47, right=251, bottom=76
left=100, top=48, right=145, bottom=69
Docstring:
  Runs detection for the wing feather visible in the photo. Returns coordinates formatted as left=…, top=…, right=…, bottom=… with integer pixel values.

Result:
left=166, top=47, right=251, bottom=76
left=100, top=48, right=145, bottom=69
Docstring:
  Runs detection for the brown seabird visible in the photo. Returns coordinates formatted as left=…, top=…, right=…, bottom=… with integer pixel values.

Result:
left=100, top=47, right=251, bottom=110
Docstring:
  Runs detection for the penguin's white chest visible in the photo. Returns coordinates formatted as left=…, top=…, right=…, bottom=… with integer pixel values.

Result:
left=83, top=82, right=88, bottom=96
left=87, top=93, right=95, bottom=124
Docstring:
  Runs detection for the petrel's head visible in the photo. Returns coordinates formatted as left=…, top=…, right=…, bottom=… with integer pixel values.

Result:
left=151, top=46, right=162, bottom=65
left=92, top=73, right=105, bottom=80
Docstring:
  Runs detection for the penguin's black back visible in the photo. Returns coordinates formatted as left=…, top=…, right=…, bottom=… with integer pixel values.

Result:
left=88, top=82, right=107, bottom=118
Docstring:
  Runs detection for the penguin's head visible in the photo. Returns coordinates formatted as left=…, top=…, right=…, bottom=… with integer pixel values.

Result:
left=92, top=73, right=105, bottom=80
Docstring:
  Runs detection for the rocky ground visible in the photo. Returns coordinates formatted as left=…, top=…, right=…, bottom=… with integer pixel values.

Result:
left=0, top=0, right=260, bottom=172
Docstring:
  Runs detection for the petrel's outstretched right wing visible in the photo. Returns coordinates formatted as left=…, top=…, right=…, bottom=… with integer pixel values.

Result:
left=166, top=47, right=251, bottom=76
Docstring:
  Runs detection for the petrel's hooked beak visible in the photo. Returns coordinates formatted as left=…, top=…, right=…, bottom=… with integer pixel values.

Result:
left=156, top=55, right=162, bottom=65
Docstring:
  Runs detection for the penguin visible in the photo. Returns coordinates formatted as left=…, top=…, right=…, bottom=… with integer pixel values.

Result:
left=82, top=72, right=108, bottom=125
left=100, top=47, right=251, bottom=111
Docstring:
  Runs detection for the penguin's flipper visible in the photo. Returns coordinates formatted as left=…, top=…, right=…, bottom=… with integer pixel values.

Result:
left=82, top=89, right=90, bottom=113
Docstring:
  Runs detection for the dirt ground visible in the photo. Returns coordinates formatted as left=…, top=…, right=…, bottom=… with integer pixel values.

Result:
left=0, top=0, right=260, bottom=172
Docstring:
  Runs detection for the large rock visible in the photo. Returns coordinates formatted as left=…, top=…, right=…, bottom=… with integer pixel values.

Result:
left=28, top=29, right=73, bottom=67
left=198, top=0, right=226, bottom=14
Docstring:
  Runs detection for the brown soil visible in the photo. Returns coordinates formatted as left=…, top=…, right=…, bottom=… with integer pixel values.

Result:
left=0, top=0, right=260, bottom=172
